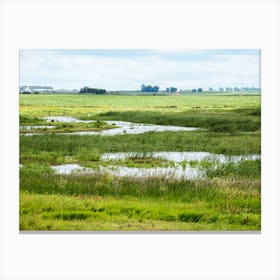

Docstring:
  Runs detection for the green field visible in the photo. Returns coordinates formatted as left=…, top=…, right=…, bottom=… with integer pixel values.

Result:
left=20, top=94, right=260, bottom=115
left=19, top=94, right=261, bottom=231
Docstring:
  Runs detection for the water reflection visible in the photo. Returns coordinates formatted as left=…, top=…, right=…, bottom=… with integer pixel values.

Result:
left=21, top=118, right=201, bottom=136
left=101, top=151, right=261, bottom=163
left=50, top=164, right=93, bottom=175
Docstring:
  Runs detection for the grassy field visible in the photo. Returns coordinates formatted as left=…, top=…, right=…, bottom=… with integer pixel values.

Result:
left=20, top=94, right=260, bottom=116
left=19, top=94, right=261, bottom=231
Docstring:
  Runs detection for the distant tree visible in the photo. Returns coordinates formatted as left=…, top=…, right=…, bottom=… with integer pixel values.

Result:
left=191, top=89, right=197, bottom=92
left=249, top=87, right=258, bottom=92
left=197, top=88, right=203, bottom=93
left=141, top=84, right=159, bottom=92
left=80, top=86, right=106, bottom=94
left=146, top=85, right=152, bottom=92
left=170, top=87, right=177, bottom=93
left=219, top=87, right=224, bottom=92
left=152, top=86, right=159, bottom=92
left=166, top=87, right=170, bottom=92
left=95, top=89, right=106, bottom=94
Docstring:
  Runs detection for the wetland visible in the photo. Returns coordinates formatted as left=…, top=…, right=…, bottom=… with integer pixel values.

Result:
left=19, top=94, right=261, bottom=231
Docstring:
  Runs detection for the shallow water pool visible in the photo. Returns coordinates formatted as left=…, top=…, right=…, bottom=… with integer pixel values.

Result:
left=101, top=151, right=261, bottom=163
left=21, top=117, right=202, bottom=136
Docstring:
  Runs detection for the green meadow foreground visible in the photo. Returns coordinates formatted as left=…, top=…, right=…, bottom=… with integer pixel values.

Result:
left=19, top=94, right=261, bottom=231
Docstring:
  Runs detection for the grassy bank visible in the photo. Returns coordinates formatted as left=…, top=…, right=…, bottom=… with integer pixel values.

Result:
left=20, top=160, right=260, bottom=196
left=20, top=159, right=261, bottom=231
left=20, top=167, right=260, bottom=231
left=20, top=191, right=260, bottom=231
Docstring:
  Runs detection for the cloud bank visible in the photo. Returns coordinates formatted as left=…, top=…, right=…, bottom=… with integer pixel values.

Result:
left=20, top=49, right=260, bottom=91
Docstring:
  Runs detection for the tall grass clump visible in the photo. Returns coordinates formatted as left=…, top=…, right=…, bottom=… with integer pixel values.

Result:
left=206, top=160, right=261, bottom=179
left=95, top=108, right=261, bottom=133
left=20, top=130, right=261, bottom=157
left=20, top=168, right=260, bottom=203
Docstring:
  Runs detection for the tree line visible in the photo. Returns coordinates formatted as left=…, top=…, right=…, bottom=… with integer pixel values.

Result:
left=166, top=87, right=177, bottom=93
left=79, top=87, right=106, bottom=94
left=141, top=84, right=159, bottom=92
left=141, top=84, right=178, bottom=93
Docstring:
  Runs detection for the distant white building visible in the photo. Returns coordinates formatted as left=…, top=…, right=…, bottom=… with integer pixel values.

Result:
left=20, top=86, right=32, bottom=93
left=20, top=86, right=54, bottom=93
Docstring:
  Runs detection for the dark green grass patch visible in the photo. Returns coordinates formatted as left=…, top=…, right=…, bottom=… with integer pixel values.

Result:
left=20, top=115, right=49, bottom=126
left=20, top=130, right=260, bottom=159
left=85, top=108, right=261, bottom=133
left=20, top=163, right=54, bottom=175
left=43, top=211, right=92, bottom=221
left=207, top=159, right=261, bottom=179
left=20, top=151, right=66, bottom=165
left=232, top=107, right=261, bottom=116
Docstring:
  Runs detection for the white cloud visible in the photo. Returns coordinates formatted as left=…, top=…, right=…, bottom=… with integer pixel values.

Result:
left=20, top=50, right=260, bottom=90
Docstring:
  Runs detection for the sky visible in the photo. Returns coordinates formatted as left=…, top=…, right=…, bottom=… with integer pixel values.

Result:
left=20, top=49, right=260, bottom=91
